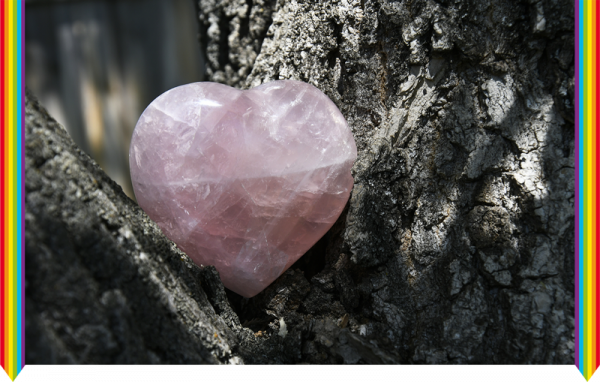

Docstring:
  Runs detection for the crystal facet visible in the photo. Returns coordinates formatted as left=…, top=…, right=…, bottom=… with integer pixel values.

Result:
left=129, top=81, right=357, bottom=297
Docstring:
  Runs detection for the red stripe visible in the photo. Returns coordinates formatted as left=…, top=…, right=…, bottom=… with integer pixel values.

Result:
left=1, top=0, right=5, bottom=371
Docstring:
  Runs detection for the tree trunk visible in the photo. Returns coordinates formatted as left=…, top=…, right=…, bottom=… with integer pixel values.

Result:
left=26, top=0, right=574, bottom=364
left=197, top=0, right=574, bottom=364
left=26, top=91, right=243, bottom=364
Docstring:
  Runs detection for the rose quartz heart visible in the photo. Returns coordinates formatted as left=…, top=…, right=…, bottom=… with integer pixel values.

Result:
left=129, top=80, right=356, bottom=297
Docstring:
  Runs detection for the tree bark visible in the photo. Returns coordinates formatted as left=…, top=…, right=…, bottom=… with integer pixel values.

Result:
left=26, top=0, right=574, bottom=364
left=197, top=0, right=574, bottom=364
left=25, top=91, right=243, bottom=364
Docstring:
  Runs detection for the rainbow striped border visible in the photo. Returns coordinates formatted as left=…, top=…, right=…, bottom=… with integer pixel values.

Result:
left=576, top=0, right=581, bottom=377
left=577, top=0, right=600, bottom=380
left=0, top=1, right=585, bottom=380
left=0, top=0, right=24, bottom=380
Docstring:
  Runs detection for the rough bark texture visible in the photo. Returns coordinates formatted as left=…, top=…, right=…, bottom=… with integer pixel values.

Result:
left=197, top=0, right=574, bottom=364
left=27, top=0, right=574, bottom=365
left=26, top=91, right=242, bottom=364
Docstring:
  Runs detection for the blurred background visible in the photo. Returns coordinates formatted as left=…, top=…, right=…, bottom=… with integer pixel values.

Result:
left=26, top=0, right=205, bottom=199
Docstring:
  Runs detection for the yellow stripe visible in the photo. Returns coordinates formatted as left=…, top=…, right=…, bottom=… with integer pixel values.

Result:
left=592, top=0, right=597, bottom=374
left=584, top=0, right=590, bottom=378
left=2, top=0, right=7, bottom=370
left=7, top=0, right=13, bottom=377
left=586, top=0, right=593, bottom=378
left=582, top=1, right=589, bottom=380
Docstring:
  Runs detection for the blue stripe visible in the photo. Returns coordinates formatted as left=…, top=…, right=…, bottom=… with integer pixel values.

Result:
left=16, top=0, right=22, bottom=374
left=578, top=0, right=584, bottom=374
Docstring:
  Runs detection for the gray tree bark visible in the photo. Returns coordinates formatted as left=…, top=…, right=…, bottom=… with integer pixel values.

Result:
left=197, top=0, right=574, bottom=364
left=26, top=90, right=244, bottom=364
left=26, top=0, right=574, bottom=364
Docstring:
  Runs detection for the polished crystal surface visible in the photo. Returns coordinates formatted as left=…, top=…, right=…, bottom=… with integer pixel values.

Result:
left=129, top=80, right=356, bottom=297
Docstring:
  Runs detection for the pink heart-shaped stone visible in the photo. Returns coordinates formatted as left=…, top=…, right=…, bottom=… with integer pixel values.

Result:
left=129, top=81, right=356, bottom=297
